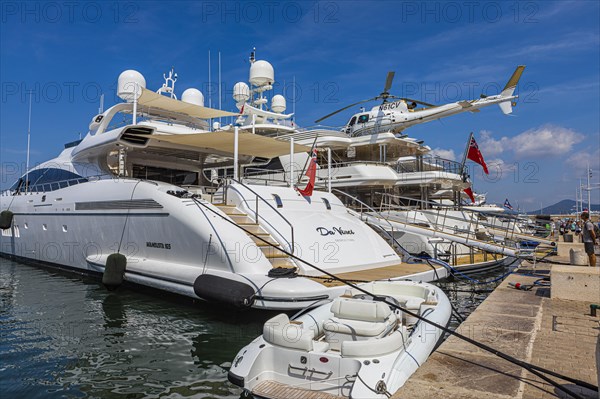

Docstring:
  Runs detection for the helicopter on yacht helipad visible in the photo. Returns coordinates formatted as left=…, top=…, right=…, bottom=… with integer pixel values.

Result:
left=316, top=66, right=525, bottom=136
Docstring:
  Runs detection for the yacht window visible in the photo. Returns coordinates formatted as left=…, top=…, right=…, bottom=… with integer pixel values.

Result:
left=358, top=114, right=369, bottom=123
left=15, top=168, right=87, bottom=193
left=321, top=198, right=331, bottom=210
left=245, top=158, right=284, bottom=177
left=348, top=116, right=357, bottom=126
left=272, top=194, right=283, bottom=208
left=263, top=158, right=283, bottom=171
left=132, top=165, right=198, bottom=186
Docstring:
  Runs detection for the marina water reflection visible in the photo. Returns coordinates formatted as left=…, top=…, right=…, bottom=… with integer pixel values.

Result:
left=0, top=257, right=506, bottom=398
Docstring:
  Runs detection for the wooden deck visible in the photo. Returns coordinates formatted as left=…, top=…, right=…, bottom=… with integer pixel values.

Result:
left=309, top=263, right=436, bottom=287
left=453, top=251, right=500, bottom=266
left=253, top=380, right=344, bottom=399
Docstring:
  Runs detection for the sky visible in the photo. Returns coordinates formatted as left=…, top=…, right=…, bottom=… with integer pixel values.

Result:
left=1, top=0, right=599, bottom=211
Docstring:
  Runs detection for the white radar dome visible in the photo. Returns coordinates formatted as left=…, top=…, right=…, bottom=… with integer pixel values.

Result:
left=233, top=82, right=250, bottom=103
left=118, top=70, right=146, bottom=101
left=271, top=94, right=286, bottom=113
left=182, top=88, right=204, bottom=107
left=249, top=60, right=274, bottom=86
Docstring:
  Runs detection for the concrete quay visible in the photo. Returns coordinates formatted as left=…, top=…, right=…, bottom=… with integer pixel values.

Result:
left=392, top=259, right=600, bottom=399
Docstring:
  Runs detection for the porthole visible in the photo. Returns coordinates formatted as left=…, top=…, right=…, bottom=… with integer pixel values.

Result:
left=321, top=198, right=331, bottom=210
left=62, top=225, right=68, bottom=232
left=42, top=224, right=47, bottom=231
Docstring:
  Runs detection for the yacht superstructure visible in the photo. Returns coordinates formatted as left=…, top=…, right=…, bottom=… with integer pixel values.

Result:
left=1, top=67, right=448, bottom=311
left=215, top=57, right=533, bottom=272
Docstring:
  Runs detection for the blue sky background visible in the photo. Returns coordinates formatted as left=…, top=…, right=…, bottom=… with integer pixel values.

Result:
left=1, top=0, right=599, bottom=211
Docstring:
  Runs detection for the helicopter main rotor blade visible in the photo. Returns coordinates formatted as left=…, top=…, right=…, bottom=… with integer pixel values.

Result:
left=400, top=97, right=437, bottom=108
left=314, top=98, right=377, bottom=123
left=383, top=71, right=395, bottom=95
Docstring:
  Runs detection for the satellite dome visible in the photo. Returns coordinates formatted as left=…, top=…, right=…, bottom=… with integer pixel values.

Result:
left=249, top=60, right=274, bottom=86
left=271, top=94, right=286, bottom=113
left=233, top=82, right=250, bottom=103
left=182, top=88, right=204, bottom=107
left=118, top=70, right=146, bottom=101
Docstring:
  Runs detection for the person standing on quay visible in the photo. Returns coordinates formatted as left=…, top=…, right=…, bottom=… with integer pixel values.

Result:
left=581, top=212, right=597, bottom=266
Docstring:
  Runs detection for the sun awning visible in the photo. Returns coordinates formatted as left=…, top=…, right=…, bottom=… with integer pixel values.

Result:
left=137, top=88, right=237, bottom=119
left=146, top=131, right=311, bottom=158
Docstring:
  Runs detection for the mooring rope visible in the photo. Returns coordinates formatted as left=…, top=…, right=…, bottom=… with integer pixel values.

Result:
left=192, top=197, right=597, bottom=398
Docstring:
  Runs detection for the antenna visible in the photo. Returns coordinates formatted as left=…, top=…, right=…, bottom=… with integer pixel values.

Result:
left=208, top=50, right=212, bottom=108
left=250, top=47, right=256, bottom=63
left=25, top=90, right=32, bottom=194
left=208, top=50, right=212, bottom=131
left=292, top=75, right=296, bottom=122
left=218, top=51, right=222, bottom=122
left=156, top=67, right=178, bottom=99
left=99, top=93, right=104, bottom=114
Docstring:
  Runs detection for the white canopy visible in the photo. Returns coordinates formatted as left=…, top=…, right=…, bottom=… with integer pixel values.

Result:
left=147, top=131, right=311, bottom=158
left=137, top=88, right=237, bottom=119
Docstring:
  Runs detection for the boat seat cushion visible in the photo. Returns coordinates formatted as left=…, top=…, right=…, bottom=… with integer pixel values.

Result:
left=263, top=314, right=315, bottom=351
left=312, top=340, right=330, bottom=353
left=323, top=299, right=397, bottom=350
left=324, top=317, right=395, bottom=338
left=329, top=298, right=392, bottom=322
left=393, top=296, right=426, bottom=311
left=341, top=330, right=404, bottom=358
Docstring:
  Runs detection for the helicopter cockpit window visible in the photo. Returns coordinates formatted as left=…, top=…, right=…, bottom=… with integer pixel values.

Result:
left=348, top=116, right=357, bottom=126
left=358, top=114, right=369, bottom=123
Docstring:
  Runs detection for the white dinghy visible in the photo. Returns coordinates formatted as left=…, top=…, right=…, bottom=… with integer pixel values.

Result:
left=228, top=280, right=451, bottom=398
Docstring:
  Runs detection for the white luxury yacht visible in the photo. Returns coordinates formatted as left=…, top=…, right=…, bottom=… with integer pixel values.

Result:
left=0, top=67, right=452, bottom=311
left=215, top=57, right=539, bottom=272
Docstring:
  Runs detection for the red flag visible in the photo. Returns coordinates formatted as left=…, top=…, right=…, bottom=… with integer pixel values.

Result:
left=298, top=149, right=318, bottom=197
left=463, top=187, right=475, bottom=203
left=467, top=136, right=489, bottom=174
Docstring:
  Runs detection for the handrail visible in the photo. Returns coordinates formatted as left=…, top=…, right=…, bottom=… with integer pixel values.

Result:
left=318, top=160, right=390, bottom=168
left=377, top=192, right=527, bottom=228
left=331, top=188, right=414, bottom=260
left=229, top=178, right=295, bottom=254
left=376, top=192, right=526, bottom=245
left=395, top=155, right=467, bottom=175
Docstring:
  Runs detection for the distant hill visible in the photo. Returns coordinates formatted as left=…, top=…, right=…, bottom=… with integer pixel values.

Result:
left=527, top=199, right=600, bottom=215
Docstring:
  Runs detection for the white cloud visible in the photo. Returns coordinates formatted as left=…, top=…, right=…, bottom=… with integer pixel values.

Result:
left=566, top=147, right=600, bottom=172
left=430, top=148, right=456, bottom=161
left=476, top=125, right=584, bottom=159
left=479, top=130, right=509, bottom=157
left=511, top=125, right=584, bottom=158
left=483, top=158, right=517, bottom=180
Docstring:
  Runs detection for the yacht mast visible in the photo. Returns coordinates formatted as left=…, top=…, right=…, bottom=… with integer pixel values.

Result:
left=218, top=51, right=222, bottom=123
left=25, top=90, right=32, bottom=193
left=587, top=164, right=591, bottom=211
left=208, top=50, right=212, bottom=130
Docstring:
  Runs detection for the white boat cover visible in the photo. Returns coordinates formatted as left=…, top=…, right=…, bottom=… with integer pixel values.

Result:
left=147, top=131, right=311, bottom=158
left=137, top=88, right=237, bottom=119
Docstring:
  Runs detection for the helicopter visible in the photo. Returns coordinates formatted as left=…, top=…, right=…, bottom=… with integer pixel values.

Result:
left=316, top=66, right=526, bottom=136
